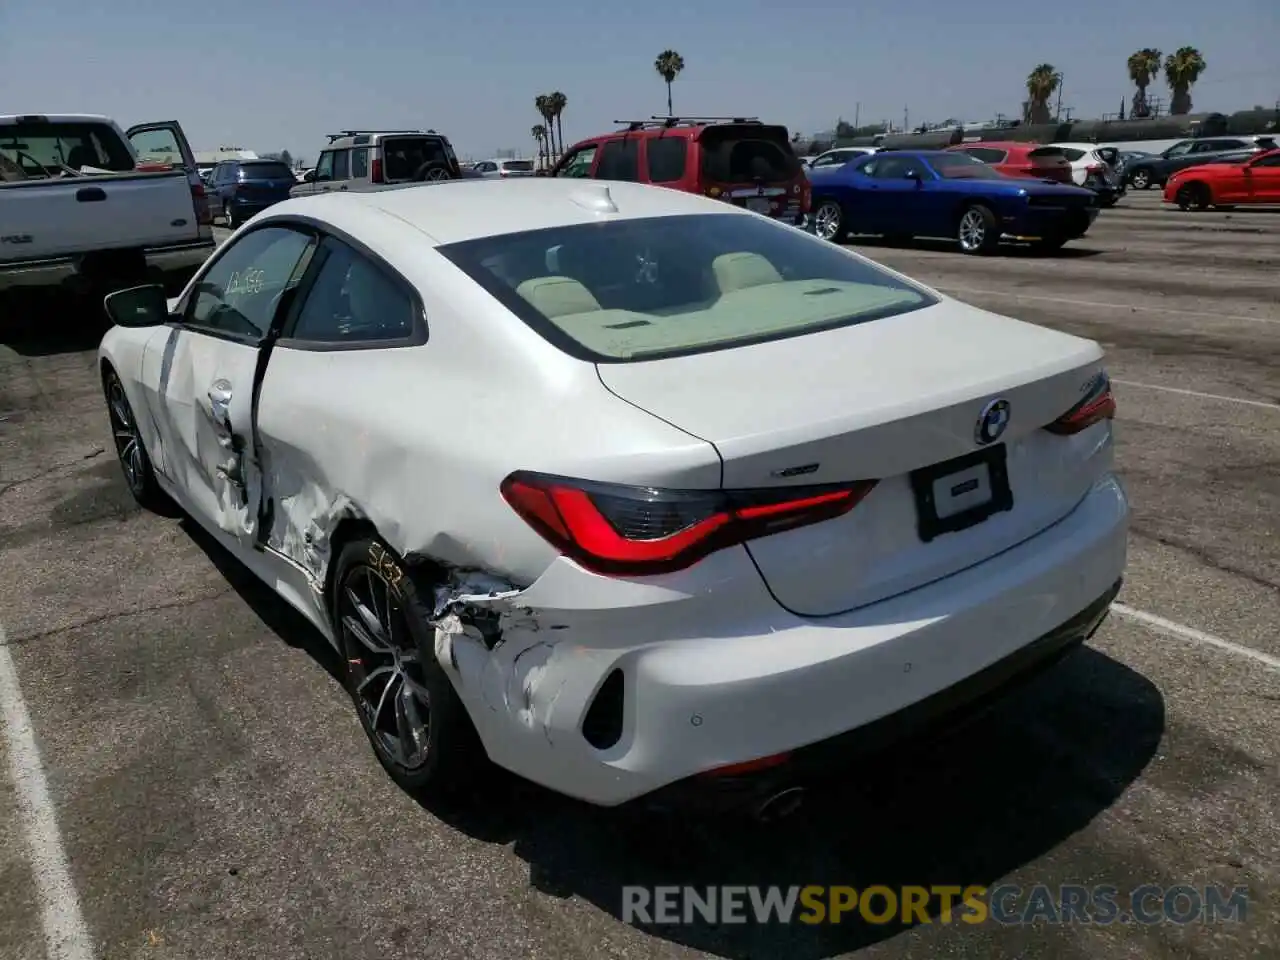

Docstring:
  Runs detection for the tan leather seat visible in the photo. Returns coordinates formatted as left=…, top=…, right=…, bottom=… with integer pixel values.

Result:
left=515, top=276, right=602, bottom=317
left=711, top=252, right=783, bottom=294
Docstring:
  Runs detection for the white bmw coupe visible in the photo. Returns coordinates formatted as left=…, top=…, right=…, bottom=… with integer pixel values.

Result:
left=98, top=177, right=1128, bottom=817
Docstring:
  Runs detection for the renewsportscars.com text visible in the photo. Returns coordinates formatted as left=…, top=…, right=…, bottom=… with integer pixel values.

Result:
left=622, top=883, right=1249, bottom=926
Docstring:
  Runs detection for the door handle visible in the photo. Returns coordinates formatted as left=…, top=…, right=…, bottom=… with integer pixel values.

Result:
left=76, top=187, right=107, bottom=202
left=208, top=382, right=233, bottom=426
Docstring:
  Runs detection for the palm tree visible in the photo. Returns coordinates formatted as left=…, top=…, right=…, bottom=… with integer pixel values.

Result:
left=531, top=124, right=547, bottom=166
left=548, top=91, right=567, bottom=158
left=654, top=50, right=685, bottom=117
left=534, top=94, right=555, bottom=159
left=1164, top=47, right=1207, bottom=115
left=1024, top=63, right=1061, bottom=125
left=1127, top=48, right=1162, bottom=118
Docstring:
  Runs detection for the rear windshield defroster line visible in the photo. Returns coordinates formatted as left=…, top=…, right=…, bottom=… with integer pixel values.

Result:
left=436, top=213, right=937, bottom=364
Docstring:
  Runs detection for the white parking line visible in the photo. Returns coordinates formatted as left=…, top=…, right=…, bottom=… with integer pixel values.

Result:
left=1111, top=379, right=1280, bottom=412
left=0, top=625, right=94, bottom=960
left=1112, top=603, right=1280, bottom=671
left=938, top=286, right=1280, bottom=327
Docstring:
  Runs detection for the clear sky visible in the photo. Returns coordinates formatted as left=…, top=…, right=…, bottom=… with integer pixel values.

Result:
left=2, top=0, right=1276, bottom=163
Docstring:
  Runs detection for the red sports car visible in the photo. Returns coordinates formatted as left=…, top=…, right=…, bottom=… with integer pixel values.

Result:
left=1163, top=148, right=1280, bottom=210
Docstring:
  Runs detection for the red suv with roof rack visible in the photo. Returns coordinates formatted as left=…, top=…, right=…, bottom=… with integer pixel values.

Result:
left=550, top=116, right=811, bottom=226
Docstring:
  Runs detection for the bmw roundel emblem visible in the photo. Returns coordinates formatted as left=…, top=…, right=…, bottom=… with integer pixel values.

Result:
left=975, top=398, right=1011, bottom=445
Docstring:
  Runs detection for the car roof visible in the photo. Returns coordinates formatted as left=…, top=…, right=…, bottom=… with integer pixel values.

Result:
left=261, top=177, right=748, bottom=246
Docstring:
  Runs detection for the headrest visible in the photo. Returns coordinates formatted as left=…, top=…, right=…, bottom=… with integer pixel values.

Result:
left=515, top=276, right=602, bottom=318
left=711, top=252, right=783, bottom=293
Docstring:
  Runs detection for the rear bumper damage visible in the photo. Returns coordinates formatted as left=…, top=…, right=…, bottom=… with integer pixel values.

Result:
left=431, top=474, right=1129, bottom=808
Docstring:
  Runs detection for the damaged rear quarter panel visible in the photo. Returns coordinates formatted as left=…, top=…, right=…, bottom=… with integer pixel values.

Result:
left=250, top=231, right=721, bottom=595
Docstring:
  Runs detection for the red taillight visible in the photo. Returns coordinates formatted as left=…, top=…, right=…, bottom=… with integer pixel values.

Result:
left=371, top=157, right=383, bottom=183
left=700, top=751, right=793, bottom=778
left=191, top=181, right=211, bottom=225
left=1085, top=164, right=1105, bottom=174
left=1044, top=373, right=1116, bottom=435
left=501, top=472, right=878, bottom=576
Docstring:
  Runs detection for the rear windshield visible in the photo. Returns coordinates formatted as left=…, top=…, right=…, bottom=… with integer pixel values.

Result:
left=1028, top=147, right=1068, bottom=163
left=699, top=126, right=803, bottom=184
left=503, top=159, right=534, bottom=171
left=0, top=121, right=134, bottom=180
left=437, top=213, right=936, bottom=362
left=926, top=153, right=1008, bottom=179
left=238, top=161, right=294, bottom=179
left=380, top=137, right=456, bottom=181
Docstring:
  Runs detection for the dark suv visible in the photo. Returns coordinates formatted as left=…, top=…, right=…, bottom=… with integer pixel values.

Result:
left=1125, top=136, right=1278, bottom=190
left=208, top=158, right=298, bottom=227
left=551, top=117, right=811, bottom=227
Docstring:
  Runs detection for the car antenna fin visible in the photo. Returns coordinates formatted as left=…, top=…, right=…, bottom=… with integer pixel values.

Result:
left=569, top=183, right=619, bottom=215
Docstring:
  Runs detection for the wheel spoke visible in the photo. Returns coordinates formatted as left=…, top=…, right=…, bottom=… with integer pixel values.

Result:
left=356, top=664, right=395, bottom=698
left=345, top=585, right=389, bottom=649
left=395, top=685, right=427, bottom=764
left=373, top=670, right=402, bottom=731
left=342, top=611, right=390, bottom=654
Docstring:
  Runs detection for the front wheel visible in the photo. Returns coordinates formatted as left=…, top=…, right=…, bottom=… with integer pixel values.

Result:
left=333, top=537, right=481, bottom=796
left=414, top=163, right=453, bottom=183
left=811, top=200, right=847, bottom=243
left=1129, top=169, right=1152, bottom=190
left=1176, top=183, right=1211, bottom=211
left=957, top=204, right=1000, bottom=255
left=104, top=369, right=171, bottom=512
left=223, top=201, right=240, bottom=228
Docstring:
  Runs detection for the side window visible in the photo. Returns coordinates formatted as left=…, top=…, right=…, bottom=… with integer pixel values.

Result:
left=870, top=156, right=916, bottom=179
left=285, top=237, right=418, bottom=344
left=964, top=148, right=1005, bottom=163
left=596, top=139, right=640, bottom=181
left=1165, top=142, right=1192, bottom=157
left=333, top=149, right=350, bottom=180
left=556, top=145, right=598, bottom=178
left=187, top=227, right=315, bottom=339
left=1254, top=154, right=1280, bottom=168
left=351, top=147, right=369, bottom=179
left=810, top=153, right=840, bottom=168
left=315, top=151, right=335, bottom=181
left=1060, top=148, right=1085, bottom=161
left=645, top=138, right=687, bottom=182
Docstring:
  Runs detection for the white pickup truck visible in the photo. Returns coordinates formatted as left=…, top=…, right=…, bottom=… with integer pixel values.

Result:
left=0, top=115, right=215, bottom=302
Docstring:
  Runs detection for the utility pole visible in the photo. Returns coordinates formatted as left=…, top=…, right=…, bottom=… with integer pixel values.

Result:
left=854, top=102, right=860, bottom=129
left=903, top=105, right=909, bottom=131
left=1055, top=74, right=1065, bottom=122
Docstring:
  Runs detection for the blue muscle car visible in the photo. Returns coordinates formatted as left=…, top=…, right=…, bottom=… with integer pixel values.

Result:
left=807, top=150, right=1100, bottom=254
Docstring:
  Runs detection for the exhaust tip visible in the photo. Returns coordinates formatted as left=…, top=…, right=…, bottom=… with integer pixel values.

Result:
left=752, top=786, right=806, bottom=823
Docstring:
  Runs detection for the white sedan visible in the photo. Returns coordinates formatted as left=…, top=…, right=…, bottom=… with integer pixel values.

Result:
left=98, top=177, right=1129, bottom=818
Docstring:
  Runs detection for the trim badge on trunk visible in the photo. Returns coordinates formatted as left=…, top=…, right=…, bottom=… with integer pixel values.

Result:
left=975, top=398, right=1011, bottom=445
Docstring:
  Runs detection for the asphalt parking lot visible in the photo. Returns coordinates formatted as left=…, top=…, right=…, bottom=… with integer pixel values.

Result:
left=1, top=190, right=1277, bottom=960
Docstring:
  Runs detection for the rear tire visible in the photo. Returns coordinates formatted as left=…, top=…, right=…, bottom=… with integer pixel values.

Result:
left=957, top=204, right=1000, bottom=255
left=332, top=537, right=483, bottom=798
left=812, top=200, right=848, bottom=243
left=414, top=163, right=453, bottom=183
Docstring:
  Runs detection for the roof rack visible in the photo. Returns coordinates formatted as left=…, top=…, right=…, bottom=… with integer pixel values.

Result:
left=325, top=129, right=438, bottom=143
left=612, top=116, right=761, bottom=132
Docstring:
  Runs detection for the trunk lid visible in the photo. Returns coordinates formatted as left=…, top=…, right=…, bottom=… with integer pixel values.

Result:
left=596, top=299, right=1111, bottom=616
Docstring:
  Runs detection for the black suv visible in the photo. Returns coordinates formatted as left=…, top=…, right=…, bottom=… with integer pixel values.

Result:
left=1125, top=136, right=1278, bottom=190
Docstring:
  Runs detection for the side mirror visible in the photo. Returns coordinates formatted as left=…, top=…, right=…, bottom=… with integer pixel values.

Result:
left=302, top=169, right=316, bottom=182
left=905, top=168, right=923, bottom=184
left=103, top=284, right=172, bottom=328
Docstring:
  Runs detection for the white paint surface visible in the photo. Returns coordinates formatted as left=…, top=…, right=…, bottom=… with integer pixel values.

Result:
left=0, top=625, right=94, bottom=959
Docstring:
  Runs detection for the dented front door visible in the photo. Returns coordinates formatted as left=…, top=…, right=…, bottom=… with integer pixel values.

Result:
left=152, top=225, right=317, bottom=549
